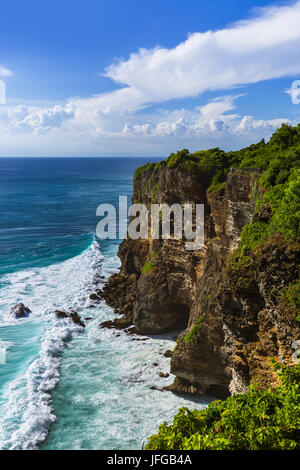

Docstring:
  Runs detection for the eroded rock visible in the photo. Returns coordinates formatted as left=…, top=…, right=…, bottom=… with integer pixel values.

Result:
left=11, top=303, right=31, bottom=318
left=55, top=310, right=85, bottom=327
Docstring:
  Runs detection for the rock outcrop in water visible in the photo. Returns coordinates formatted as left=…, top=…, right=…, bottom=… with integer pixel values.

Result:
left=55, top=310, right=85, bottom=328
left=11, top=303, right=31, bottom=318
left=102, top=133, right=300, bottom=399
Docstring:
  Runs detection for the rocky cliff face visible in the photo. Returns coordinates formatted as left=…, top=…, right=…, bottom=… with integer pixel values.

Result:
left=102, top=164, right=299, bottom=398
left=102, top=165, right=207, bottom=334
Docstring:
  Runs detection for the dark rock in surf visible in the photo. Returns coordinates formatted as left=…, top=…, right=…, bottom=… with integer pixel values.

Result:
left=163, top=350, right=173, bottom=358
left=100, top=320, right=114, bottom=329
left=149, top=385, right=163, bottom=392
left=11, top=303, right=32, bottom=318
left=89, top=293, right=100, bottom=301
left=55, top=310, right=85, bottom=328
left=100, top=318, right=133, bottom=330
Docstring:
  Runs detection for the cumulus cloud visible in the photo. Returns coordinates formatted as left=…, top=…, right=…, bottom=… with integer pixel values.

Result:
left=14, top=105, right=74, bottom=134
left=0, top=92, right=291, bottom=156
left=121, top=95, right=290, bottom=140
left=0, top=105, right=74, bottom=134
left=0, top=2, right=299, bottom=155
left=81, top=0, right=300, bottom=114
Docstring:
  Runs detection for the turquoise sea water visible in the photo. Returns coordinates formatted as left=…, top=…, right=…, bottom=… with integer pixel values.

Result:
left=0, top=157, right=209, bottom=450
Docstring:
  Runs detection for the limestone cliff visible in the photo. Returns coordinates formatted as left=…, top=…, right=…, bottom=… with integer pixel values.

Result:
left=101, top=151, right=300, bottom=399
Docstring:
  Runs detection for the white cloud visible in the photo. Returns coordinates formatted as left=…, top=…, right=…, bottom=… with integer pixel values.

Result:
left=0, top=1, right=299, bottom=155
left=0, top=105, right=74, bottom=135
left=121, top=96, right=290, bottom=140
left=198, top=95, right=242, bottom=117
left=14, top=105, right=74, bottom=134
left=83, top=0, right=300, bottom=114
left=0, top=65, right=13, bottom=77
left=0, top=92, right=292, bottom=156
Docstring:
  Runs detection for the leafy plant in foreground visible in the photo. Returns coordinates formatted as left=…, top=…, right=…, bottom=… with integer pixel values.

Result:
left=145, top=364, right=300, bottom=450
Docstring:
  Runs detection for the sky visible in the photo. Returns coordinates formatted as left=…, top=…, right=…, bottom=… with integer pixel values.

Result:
left=1, top=0, right=300, bottom=156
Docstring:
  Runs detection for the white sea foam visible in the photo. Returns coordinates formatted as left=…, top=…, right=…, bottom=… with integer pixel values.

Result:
left=0, top=238, right=107, bottom=449
left=0, top=238, right=105, bottom=326
left=0, top=238, right=209, bottom=450
left=40, top=304, right=210, bottom=450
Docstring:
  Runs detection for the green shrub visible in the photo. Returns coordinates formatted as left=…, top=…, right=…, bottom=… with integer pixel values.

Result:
left=141, top=260, right=154, bottom=274
left=184, top=316, right=204, bottom=344
left=141, top=251, right=159, bottom=274
left=281, top=279, right=300, bottom=317
left=208, top=181, right=226, bottom=194
left=133, top=162, right=160, bottom=182
left=239, top=222, right=269, bottom=252
left=269, top=170, right=300, bottom=240
left=145, top=363, right=300, bottom=450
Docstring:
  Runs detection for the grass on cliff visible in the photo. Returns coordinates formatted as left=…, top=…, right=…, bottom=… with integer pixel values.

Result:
left=281, top=279, right=300, bottom=319
left=141, top=251, right=158, bottom=274
left=141, top=260, right=154, bottom=274
left=225, top=124, right=299, bottom=288
left=133, top=124, right=300, bottom=210
left=184, top=316, right=204, bottom=344
left=145, top=363, right=300, bottom=450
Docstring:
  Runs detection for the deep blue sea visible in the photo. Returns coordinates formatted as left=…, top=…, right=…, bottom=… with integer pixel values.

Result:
left=0, top=157, right=208, bottom=450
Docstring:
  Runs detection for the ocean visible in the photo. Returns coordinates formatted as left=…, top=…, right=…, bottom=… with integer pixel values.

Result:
left=0, top=157, right=208, bottom=450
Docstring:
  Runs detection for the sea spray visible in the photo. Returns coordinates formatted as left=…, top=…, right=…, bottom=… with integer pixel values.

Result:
left=0, top=238, right=103, bottom=449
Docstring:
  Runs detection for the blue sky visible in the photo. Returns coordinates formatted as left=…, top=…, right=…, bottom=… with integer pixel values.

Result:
left=1, top=0, right=300, bottom=156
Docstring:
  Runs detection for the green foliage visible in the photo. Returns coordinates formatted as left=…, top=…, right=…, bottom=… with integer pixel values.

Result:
left=166, top=148, right=190, bottom=168
left=227, top=125, right=300, bottom=285
left=165, top=148, right=230, bottom=188
left=133, top=162, right=162, bottom=183
left=281, top=279, right=300, bottom=317
left=145, top=364, right=300, bottom=450
left=141, top=251, right=159, bottom=274
left=268, top=123, right=300, bottom=151
left=227, top=221, right=269, bottom=287
left=134, top=163, right=156, bottom=182
left=269, top=170, right=300, bottom=240
left=141, top=260, right=154, bottom=274
left=240, top=222, right=269, bottom=252
left=227, top=251, right=255, bottom=290
left=207, top=181, right=226, bottom=194
left=184, top=316, right=204, bottom=344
